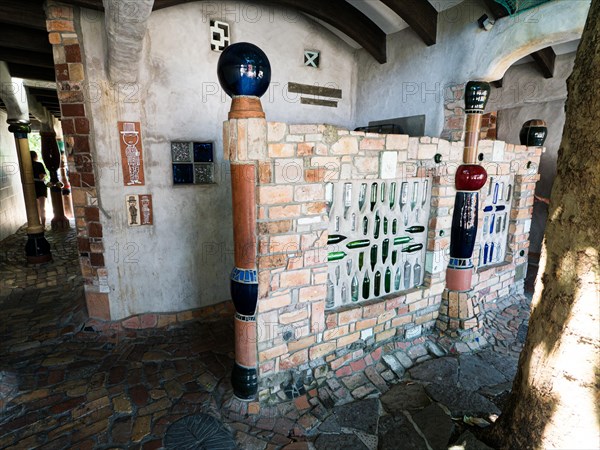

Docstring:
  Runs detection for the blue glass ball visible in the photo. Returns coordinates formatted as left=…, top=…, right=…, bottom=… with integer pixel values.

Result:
left=217, top=42, right=271, bottom=98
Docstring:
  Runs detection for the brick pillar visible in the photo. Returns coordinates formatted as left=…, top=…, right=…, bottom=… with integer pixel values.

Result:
left=46, top=2, right=110, bottom=320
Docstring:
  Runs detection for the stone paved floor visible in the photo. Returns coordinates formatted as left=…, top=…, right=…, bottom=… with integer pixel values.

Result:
left=0, top=225, right=535, bottom=449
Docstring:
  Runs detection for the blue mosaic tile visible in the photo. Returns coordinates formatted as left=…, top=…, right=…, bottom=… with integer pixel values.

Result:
left=173, top=164, right=194, bottom=184
left=193, top=142, right=214, bottom=162
left=230, top=267, right=257, bottom=284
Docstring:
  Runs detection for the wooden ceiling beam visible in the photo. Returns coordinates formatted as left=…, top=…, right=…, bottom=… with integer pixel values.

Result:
left=7, top=63, right=55, bottom=82
left=28, top=87, right=59, bottom=99
left=58, top=0, right=388, bottom=63
left=0, top=47, right=54, bottom=68
left=0, top=0, right=46, bottom=30
left=0, top=24, right=52, bottom=54
left=380, top=0, right=438, bottom=46
left=531, top=46, right=556, bottom=79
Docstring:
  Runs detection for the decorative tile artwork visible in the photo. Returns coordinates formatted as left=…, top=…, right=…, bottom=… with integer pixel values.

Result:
left=210, top=20, right=230, bottom=52
left=126, top=194, right=153, bottom=227
left=171, top=141, right=215, bottom=185
left=478, top=175, right=513, bottom=268
left=304, top=50, right=320, bottom=68
left=326, top=177, right=432, bottom=310
left=118, top=121, right=145, bottom=186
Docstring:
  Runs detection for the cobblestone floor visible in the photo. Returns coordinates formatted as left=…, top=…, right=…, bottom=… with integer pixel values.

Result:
left=0, top=225, right=535, bottom=449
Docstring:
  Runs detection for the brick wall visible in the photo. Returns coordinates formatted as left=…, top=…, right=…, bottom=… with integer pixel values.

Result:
left=245, top=121, right=542, bottom=401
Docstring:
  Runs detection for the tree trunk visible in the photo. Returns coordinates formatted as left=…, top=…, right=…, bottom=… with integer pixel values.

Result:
left=486, top=1, right=600, bottom=448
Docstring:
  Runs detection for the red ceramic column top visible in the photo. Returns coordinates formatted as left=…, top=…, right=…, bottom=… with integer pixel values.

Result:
left=455, top=164, right=488, bottom=191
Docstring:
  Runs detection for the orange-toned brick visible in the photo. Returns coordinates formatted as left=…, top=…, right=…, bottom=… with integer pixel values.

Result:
left=297, top=142, right=315, bottom=156
left=258, top=162, right=272, bottom=183
left=280, top=269, right=311, bottom=288
left=356, top=317, right=377, bottom=331
left=269, top=235, right=300, bottom=253
left=48, top=32, right=62, bottom=44
left=304, top=168, right=326, bottom=183
left=312, top=302, right=326, bottom=333
left=269, top=204, right=302, bottom=219
left=287, top=335, right=316, bottom=352
left=323, top=325, right=349, bottom=341
left=259, top=344, right=288, bottom=362
left=362, top=302, right=385, bottom=318
left=268, top=143, right=295, bottom=157
left=294, top=184, right=324, bottom=202
left=309, top=342, right=336, bottom=360
left=376, top=328, right=396, bottom=342
left=46, top=19, right=75, bottom=32
left=259, top=185, right=293, bottom=204
left=299, top=285, right=326, bottom=302
left=337, top=332, right=360, bottom=347
left=280, top=350, right=309, bottom=369
left=338, top=308, right=362, bottom=326
left=258, top=293, right=291, bottom=312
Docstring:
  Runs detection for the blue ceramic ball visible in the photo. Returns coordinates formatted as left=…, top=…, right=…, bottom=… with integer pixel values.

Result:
left=217, top=42, right=271, bottom=98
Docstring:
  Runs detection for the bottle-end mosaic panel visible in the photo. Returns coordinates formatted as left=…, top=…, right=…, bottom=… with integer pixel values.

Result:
left=478, top=174, right=513, bottom=268
left=326, top=177, right=432, bottom=310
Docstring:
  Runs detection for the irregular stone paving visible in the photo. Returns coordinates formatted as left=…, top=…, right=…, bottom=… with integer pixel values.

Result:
left=0, top=225, right=534, bottom=449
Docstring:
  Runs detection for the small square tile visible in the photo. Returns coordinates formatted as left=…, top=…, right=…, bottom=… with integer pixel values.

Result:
left=173, top=164, right=194, bottom=184
left=193, top=142, right=213, bottom=162
left=171, top=142, right=191, bottom=162
left=194, top=163, right=214, bottom=184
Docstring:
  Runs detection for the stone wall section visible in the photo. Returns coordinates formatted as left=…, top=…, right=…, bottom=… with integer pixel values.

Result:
left=247, top=121, right=542, bottom=401
left=46, top=2, right=110, bottom=320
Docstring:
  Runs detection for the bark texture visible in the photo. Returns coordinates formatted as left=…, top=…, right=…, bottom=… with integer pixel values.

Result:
left=487, top=1, right=600, bottom=448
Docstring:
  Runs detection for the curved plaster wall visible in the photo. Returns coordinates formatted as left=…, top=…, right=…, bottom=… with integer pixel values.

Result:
left=79, top=2, right=359, bottom=319
left=354, top=0, right=589, bottom=137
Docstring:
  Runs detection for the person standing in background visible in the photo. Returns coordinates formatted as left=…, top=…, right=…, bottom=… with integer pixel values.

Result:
left=31, top=151, right=48, bottom=228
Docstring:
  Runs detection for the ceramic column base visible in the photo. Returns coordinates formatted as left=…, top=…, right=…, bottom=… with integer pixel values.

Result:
left=446, top=266, right=473, bottom=292
left=25, top=232, right=52, bottom=264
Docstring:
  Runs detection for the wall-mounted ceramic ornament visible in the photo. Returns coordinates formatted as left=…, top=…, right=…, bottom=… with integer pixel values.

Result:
left=304, top=50, right=320, bottom=68
left=118, top=121, right=145, bottom=186
left=126, top=194, right=153, bottom=227
left=210, top=20, right=230, bottom=52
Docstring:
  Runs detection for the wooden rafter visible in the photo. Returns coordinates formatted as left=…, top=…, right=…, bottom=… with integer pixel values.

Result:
left=0, top=0, right=46, bottom=30
left=0, top=47, right=54, bottom=68
left=0, top=24, right=52, bottom=54
left=530, top=46, right=556, bottom=79
left=380, top=0, right=438, bottom=46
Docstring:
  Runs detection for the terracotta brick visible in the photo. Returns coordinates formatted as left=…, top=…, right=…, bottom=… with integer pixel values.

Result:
left=360, top=138, right=385, bottom=150
left=269, top=205, right=302, bottom=219
left=294, top=184, right=324, bottom=202
left=338, top=308, right=362, bottom=326
left=61, top=118, right=75, bottom=135
left=61, top=103, right=85, bottom=117
left=86, top=291, right=110, bottom=320
left=259, top=185, right=293, bottom=204
left=48, top=32, right=61, bottom=45
left=84, top=206, right=99, bottom=222
left=55, top=63, right=69, bottom=81
left=287, top=335, right=316, bottom=352
left=140, top=314, right=158, bottom=328
left=279, top=308, right=308, bottom=325
left=335, top=365, right=352, bottom=377
left=257, top=220, right=292, bottom=234
left=77, top=237, right=90, bottom=252
left=258, top=293, right=291, bottom=312
left=88, top=222, right=102, bottom=238
left=309, top=342, right=336, bottom=360
left=299, top=285, right=326, bottom=303
left=73, top=136, right=90, bottom=153
left=350, top=359, right=366, bottom=372
left=279, top=269, right=311, bottom=288
left=259, top=344, right=287, bottom=362
left=268, top=143, right=295, bottom=157
left=356, top=317, right=377, bottom=331
left=80, top=172, right=95, bottom=187
left=311, top=301, right=325, bottom=333
left=258, top=254, right=287, bottom=269
left=46, top=19, right=75, bottom=32
left=269, top=235, right=300, bottom=253
left=280, top=350, right=309, bottom=369
left=65, top=44, right=82, bottom=63
left=68, top=63, right=84, bottom=81
left=75, top=118, right=90, bottom=134
left=258, top=162, right=272, bottom=183
left=58, top=89, right=84, bottom=104
left=297, top=142, right=314, bottom=156
left=337, top=332, right=360, bottom=347
left=376, top=328, right=396, bottom=342
left=90, top=253, right=104, bottom=267
left=323, top=325, right=349, bottom=341
left=304, top=168, right=325, bottom=183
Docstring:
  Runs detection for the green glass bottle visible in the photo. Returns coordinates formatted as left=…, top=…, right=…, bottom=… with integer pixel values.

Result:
left=405, top=226, right=425, bottom=233
left=383, top=217, right=388, bottom=235
left=385, top=268, right=391, bottom=293
left=389, top=182, right=397, bottom=209
left=393, top=236, right=413, bottom=245
left=401, top=244, right=423, bottom=253
left=362, top=273, right=370, bottom=299
left=328, top=251, right=347, bottom=261
left=370, top=245, right=378, bottom=270
left=374, top=212, right=381, bottom=239
left=392, top=219, right=397, bottom=235
left=358, top=252, right=364, bottom=270
left=370, top=183, right=377, bottom=211
left=374, top=271, right=381, bottom=297
left=327, top=234, right=347, bottom=245
left=363, top=217, right=369, bottom=235
left=382, top=239, right=389, bottom=263
left=392, top=250, right=398, bottom=265
left=346, top=239, right=370, bottom=249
